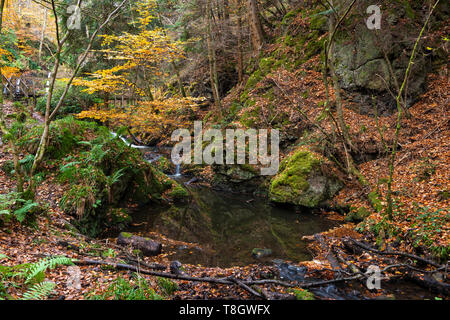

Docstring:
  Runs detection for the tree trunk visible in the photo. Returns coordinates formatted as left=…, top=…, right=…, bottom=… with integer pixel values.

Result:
left=0, top=0, right=6, bottom=113
left=28, top=0, right=129, bottom=196
left=248, top=0, right=264, bottom=54
left=38, top=4, right=48, bottom=65
left=235, top=0, right=244, bottom=83
left=206, top=0, right=222, bottom=115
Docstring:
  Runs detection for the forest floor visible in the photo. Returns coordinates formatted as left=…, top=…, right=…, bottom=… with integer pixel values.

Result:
left=0, top=69, right=448, bottom=300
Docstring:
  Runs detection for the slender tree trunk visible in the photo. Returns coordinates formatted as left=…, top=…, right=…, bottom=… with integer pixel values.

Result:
left=223, top=0, right=230, bottom=20
left=248, top=0, right=264, bottom=54
left=206, top=0, right=222, bottom=115
left=385, top=0, right=440, bottom=219
left=172, top=61, right=186, bottom=98
left=0, top=0, right=6, bottom=113
left=28, top=0, right=128, bottom=195
left=156, top=9, right=186, bottom=98
left=235, top=0, right=244, bottom=83
left=327, top=5, right=353, bottom=152
left=0, top=0, right=26, bottom=193
left=38, top=4, right=48, bottom=65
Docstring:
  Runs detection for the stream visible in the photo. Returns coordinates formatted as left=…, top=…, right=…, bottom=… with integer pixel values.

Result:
left=111, top=133, right=441, bottom=299
left=129, top=183, right=340, bottom=268
left=111, top=131, right=341, bottom=267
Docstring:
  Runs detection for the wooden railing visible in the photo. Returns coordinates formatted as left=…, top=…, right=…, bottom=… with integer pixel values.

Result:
left=2, top=73, right=45, bottom=102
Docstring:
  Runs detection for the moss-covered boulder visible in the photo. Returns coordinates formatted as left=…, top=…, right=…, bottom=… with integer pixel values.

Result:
left=211, top=164, right=265, bottom=193
left=269, top=150, right=342, bottom=207
left=117, top=232, right=162, bottom=256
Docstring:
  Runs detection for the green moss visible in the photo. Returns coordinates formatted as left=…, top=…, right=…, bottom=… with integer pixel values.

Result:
left=168, top=182, right=189, bottom=200
left=290, top=288, right=315, bottom=300
left=241, top=57, right=280, bottom=105
left=345, top=207, right=371, bottom=223
left=368, top=191, right=383, bottom=213
left=281, top=7, right=303, bottom=26
left=403, top=0, right=415, bottom=19
left=244, top=70, right=263, bottom=93
left=132, top=249, right=144, bottom=258
left=269, top=150, right=320, bottom=206
left=310, top=13, right=327, bottom=30
left=120, top=232, right=132, bottom=238
left=153, top=156, right=173, bottom=174
left=239, top=104, right=260, bottom=128
left=240, top=163, right=258, bottom=175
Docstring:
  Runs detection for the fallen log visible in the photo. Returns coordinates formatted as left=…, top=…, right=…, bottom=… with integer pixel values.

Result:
left=406, top=272, right=450, bottom=295
left=73, top=259, right=365, bottom=292
left=123, top=256, right=167, bottom=271
left=117, top=232, right=162, bottom=257
left=74, top=259, right=233, bottom=285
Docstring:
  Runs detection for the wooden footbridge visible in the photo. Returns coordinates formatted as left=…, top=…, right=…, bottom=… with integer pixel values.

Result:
left=1, top=72, right=48, bottom=102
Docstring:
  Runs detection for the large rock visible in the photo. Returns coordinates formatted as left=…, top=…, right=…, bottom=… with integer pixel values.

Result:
left=117, top=232, right=162, bottom=256
left=330, top=0, right=448, bottom=114
left=269, top=150, right=342, bottom=207
left=211, top=164, right=265, bottom=193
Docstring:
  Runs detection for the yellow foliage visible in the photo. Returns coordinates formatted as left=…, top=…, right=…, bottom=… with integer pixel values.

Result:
left=76, top=97, right=201, bottom=141
left=71, top=0, right=184, bottom=96
left=1, top=66, right=21, bottom=79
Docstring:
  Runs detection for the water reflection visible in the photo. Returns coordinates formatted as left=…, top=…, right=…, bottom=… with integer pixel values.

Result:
left=130, top=186, right=340, bottom=267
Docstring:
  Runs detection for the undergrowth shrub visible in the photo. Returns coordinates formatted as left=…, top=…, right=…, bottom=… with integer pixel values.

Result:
left=17, top=116, right=99, bottom=160
left=35, top=80, right=102, bottom=118
left=0, top=255, right=73, bottom=300
left=57, top=127, right=179, bottom=236
left=87, top=274, right=163, bottom=300
left=0, top=192, right=43, bottom=226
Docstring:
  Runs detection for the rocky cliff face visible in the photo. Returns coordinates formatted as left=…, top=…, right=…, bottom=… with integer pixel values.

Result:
left=331, top=0, right=448, bottom=115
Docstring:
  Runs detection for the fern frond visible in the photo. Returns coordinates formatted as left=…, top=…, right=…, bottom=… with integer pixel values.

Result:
left=23, top=256, right=74, bottom=284
left=21, top=281, right=56, bottom=300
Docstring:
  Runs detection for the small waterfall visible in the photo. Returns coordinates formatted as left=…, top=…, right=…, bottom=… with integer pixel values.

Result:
left=110, top=131, right=150, bottom=149
left=110, top=130, right=183, bottom=177
left=174, top=164, right=181, bottom=177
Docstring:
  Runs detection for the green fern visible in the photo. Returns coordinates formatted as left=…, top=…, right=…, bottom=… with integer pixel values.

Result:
left=21, top=281, right=56, bottom=300
left=13, top=200, right=39, bottom=223
left=22, top=256, right=74, bottom=284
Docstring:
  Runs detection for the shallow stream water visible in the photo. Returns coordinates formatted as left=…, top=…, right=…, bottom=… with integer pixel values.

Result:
left=129, top=184, right=340, bottom=268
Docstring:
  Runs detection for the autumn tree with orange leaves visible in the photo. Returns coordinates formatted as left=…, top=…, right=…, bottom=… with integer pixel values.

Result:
left=72, top=0, right=200, bottom=144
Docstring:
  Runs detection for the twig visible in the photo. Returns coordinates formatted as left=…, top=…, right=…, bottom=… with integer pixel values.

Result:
left=229, top=277, right=265, bottom=299
left=349, top=238, right=442, bottom=268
